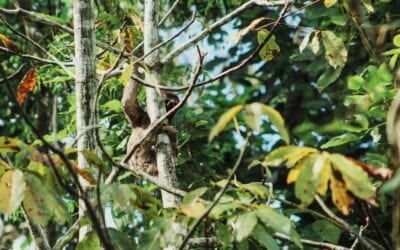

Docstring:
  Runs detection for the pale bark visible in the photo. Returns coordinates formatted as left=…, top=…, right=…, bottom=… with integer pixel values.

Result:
left=73, top=0, right=97, bottom=240
left=144, top=0, right=181, bottom=208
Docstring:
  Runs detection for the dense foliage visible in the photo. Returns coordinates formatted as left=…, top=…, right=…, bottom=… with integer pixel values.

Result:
left=0, top=0, right=399, bottom=249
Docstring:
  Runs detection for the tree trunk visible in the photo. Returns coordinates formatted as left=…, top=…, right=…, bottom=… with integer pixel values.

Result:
left=73, top=0, right=97, bottom=240
left=143, top=0, right=181, bottom=209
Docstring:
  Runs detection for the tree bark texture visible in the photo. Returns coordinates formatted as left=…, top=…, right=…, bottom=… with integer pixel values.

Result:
left=73, top=0, right=97, bottom=240
left=144, top=0, right=180, bottom=208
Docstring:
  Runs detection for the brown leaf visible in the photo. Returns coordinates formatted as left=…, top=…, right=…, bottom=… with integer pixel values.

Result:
left=330, top=175, right=354, bottom=215
left=17, top=68, right=37, bottom=105
left=0, top=34, right=21, bottom=53
left=123, top=27, right=134, bottom=53
left=346, top=157, right=393, bottom=180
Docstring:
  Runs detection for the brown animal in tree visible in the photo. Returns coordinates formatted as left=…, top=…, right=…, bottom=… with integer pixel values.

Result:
left=121, top=66, right=178, bottom=176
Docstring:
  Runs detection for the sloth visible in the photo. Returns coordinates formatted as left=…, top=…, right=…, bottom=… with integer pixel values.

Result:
left=121, top=69, right=178, bottom=176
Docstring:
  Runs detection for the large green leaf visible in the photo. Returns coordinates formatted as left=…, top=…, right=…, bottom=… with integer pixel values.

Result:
left=320, top=133, right=359, bottom=149
left=0, top=169, right=25, bottom=214
left=245, top=102, right=290, bottom=144
left=209, top=105, right=244, bottom=142
left=295, top=154, right=325, bottom=205
left=256, top=205, right=302, bottom=248
left=234, top=212, right=258, bottom=241
left=23, top=173, right=68, bottom=226
left=251, top=224, right=279, bottom=250
left=263, top=146, right=318, bottom=167
left=321, top=31, right=347, bottom=68
left=303, top=220, right=342, bottom=244
left=257, top=29, right=280, bottom=61
left=329, top=154, right=376, bottom=200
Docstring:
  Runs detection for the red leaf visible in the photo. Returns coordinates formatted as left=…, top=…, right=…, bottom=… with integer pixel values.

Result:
left=346, top=157, right=393, bottom=180
left=0, top=34, right=21, bottom=53
left=17, top=68, right=37, bottom=105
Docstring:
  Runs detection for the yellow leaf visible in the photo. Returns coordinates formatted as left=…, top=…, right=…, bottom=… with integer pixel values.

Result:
left=180, top=202, right=206, bottom=218
left=0, top=137, right=21, bottom=153
left=287, top=164, right=302, bottom=184
left=330, top=176, right=354, bottom=215
left=324, top=0, right=338, bottom=8
left=317, top=154, right=332, bottom=196
left=209, top=105, right=244, bottom=142
left=263, top=146, right=318, bottom=168
left=0, top=169, right=25, bottom=214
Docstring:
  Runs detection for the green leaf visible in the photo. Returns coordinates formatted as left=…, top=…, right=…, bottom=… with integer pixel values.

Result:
left=234, top=212, right=258, bottom=241
left=316, top=67, right=342, bottom=91
left=320, top=133, right=359, bottom=149
left=209, top=104, right=244, bottom=142
left=361, top=0, right=374, bottom=13
left=182, top=187, right=207, bottom=204
left=37, top=12, right=68, bottom=24
left=119, top=63, right=134, bottom=86
left=379, top=171, right=400, bottom=194
left=257, top=29, right=280, bottom=61
left=347, top=75, right=365, bottom=90
left=23, top=173, right=68, bottom=226
left=0, top=137, right=21, bottom=153
left=324, top=0, right=338, bottom=8
left=321, top=31, right=348, bottom=68
left=0, top=169, right=25, bottom=214
left=245, top=102, right=290, bottom=144
left=83, top=150, right=106, bottom=170
left=394, top=34, right=400, bottom=47
left=329, top=154, right=376, bottom=200
left=76, top=231, right=100, bottom=250
left=251, top=224, right=279, bottom=250
left=103, top=100, right=122, bottom=112
left=295, top=154, right=325, bottom=205
left=241, top=183, right=269, bottom=198
left=256, top=205, right=302, bottom=248
left=303, top=220, right=342, bottom=244
left=263, top=146, right=318, bottom=167
left=310, top=32, right=320, bottom=54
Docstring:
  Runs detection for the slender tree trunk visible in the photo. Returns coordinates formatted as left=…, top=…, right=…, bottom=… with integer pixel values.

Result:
left=73, top=0, right=97, bottom=240
left=144, top=0, right=181, bottom=208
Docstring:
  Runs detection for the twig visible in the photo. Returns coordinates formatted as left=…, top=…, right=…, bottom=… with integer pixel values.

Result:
left=0, top=64, right=24, bottom=83
left=315, top=195, right=379, bottom=250
left=53, top=218, right=81, bottom=250
left=178, top=135, right=249, bottom=250
left=0, top=46, right=65, bottom=65
left=350, top=217, right=369, bottom=249
left=274, top=232, right=350, bottom=250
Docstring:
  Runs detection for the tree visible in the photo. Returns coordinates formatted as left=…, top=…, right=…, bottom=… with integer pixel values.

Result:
left=0, top=0, right=398, bottom=249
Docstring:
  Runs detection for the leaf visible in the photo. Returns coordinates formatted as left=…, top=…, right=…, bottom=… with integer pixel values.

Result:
left=324, top=0, right=338, bottom=8
left=0, top=137, right=21, bottom=153
left=330, top=175, right=354, bottom=215
left=394, top=34, right=400, bottom=47
left=250, top=224, right=279, bottom=250
left=346, top=157, right=392, bottom=180
left=245, top=102, right=290, bottom=144
left=321, top=31, right=348, bottom=68
left=234, top=17, right=267, bottom=44
left=180, top=202, right=206, bottom=218
left=83, top=150, right=106, bottom=172
left=120, top=63, right=134, bottom=87
left=299, top=31, right=312, bottom=53
left=23, top=173, right=68, bottom=226
left=347, top=75, right=365, bottom=90
left=257, top=29, right=280, bottom=62
left=241, top=183, right=269, bottom=198
left=0, top=34, right=21, bottom=53
left=183, top=187, right=208, bottom=204
left=108, top=228, right=136, bottom=250
left=305, top=220, right=342, bottom=244
left=76, top=231, right=100, bottom=250
left=310, top=32, right=320, bottom=54
left=263, top=146, right=318, bottom=167
left=234, top=212, right=258, bottom=241
left=287, top=164, right=302, bottom=184
left=317, top=156, right=332, bottom=196
left=379, top=171, right=400, bottom=194
left=320, top=133, right=359, bottom=149
left=256, top=205, right=302, bottom=248
left=295, top=154, right=325, bottom=206
left=329, top=154, right=376, bottom=201
left=17, top=68, right=37, bottom=105
left=0, top=169, right=25, bottom=214
left=37, top=12, right=67, bottom=24
left=102, top=184, right=137, bottom=209
left=361, top=0, right=374, bottom=13
left=316, top=67, right=342, bottom=91
left=209, top=104, right=244, bottom=142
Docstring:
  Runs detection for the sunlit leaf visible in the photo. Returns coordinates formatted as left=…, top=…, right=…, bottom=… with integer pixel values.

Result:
left=0, top=137, right=21, bottom=153
left=310, top=32, right=320, bottom=54
left=263, top=146, right=318, bottom=167
left=329, top=154, right=376, bottom=201
left=120, top=63, right=134, bottom=87
left=257, top=29, right=280, bottom=62
left=317, top=155, right=332, bottom=196
left=324, top=0, right=338, bottom=8
left=321, top=31, right=348, bottom=68
left=394, top=34, right=400, bottom=47
left=287, top=163, right=302, bottom=184
left=0, top=169, right=25, bottom=214
left=347, top=75, right=365, bottom=90
left=241, top=183, right=269, bottom=198
left=0, top=34, right=21, bottom=53
left=299, top=31, right=311, bottom=53
left=17, top=68, right=37, bottom=105
left=209, top=105, right=244, bottom=142
left=295, top=154, right=325, bottom=206
left=361, top=0, right=374, bottom=13
left=256, top=205, right=302, bottom=248
left=180, top=202, right=206, bottom=218
left=245, top=102, right=290, bottom=144
left=234, top=212, right=258, bottom=241
left=320, top=133, right=359, bottom=149
left=330, top=175, right=354, bottom=215
left=182, top=187, right=207, bottom=204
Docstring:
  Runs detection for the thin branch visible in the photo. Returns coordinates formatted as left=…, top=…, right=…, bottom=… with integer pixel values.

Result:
left=315, top=195, right=381, bottom=250
left=53, top=218, right=81, bottom=250
left=274, top=232, right=350, bottom=250
left=178, top=135, right=249, bottom=250
left=158, top=0, right=180, bottom=27
left=22, top=205, right=52, bottom=250
left=161, top=0, right=288, bottom=63
left=0, top=46, right=64, bottom=65
left=0, top=64, right=24, bottom=83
